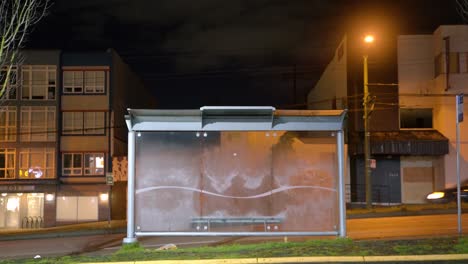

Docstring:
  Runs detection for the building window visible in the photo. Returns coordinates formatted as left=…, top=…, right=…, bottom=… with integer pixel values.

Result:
left=84, top=71, right=105, bottom=93
left=0, top=149, right=15, bottom=179
left=21, top=65, right=56, bottom=100
left=0, top=66, right=18, bottom=100
left=63, top=152, right=104, bottom=176
left=63, top=71, right=83, bottom=94
left=62, top=111, right=105, bottom=135
left=0, top=106, right=16, bottom=142
left=19, top=148, right=55, bottom=179
left=84, top=112, right=105, bottom=134
left=63, top=153, right=82, bottom=176
left=84, top=153, right=105, bottom=175
left=62, top=112, right=84, bottom=135
left=63, top=70, right=106, bottom=94
left=400, top=108, right=433, bottom=129
left=56, top=196, right=98, bottom=221
left=21, top=106, right=56, bottom=142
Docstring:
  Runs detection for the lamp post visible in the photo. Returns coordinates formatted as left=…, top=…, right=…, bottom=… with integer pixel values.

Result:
left=363, top=35, right=374, bottom=209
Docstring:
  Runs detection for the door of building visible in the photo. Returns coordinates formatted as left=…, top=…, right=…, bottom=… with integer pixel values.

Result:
left=352, top=156, right=401, bottom=204
left=0, top=195, right=20, bottom=228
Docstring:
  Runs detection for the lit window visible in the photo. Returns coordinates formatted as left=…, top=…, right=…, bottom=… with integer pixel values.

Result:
left=21, top=106, right=56, bottom=142
left=0, top=149, right=15, bottom=179
left=84, top=153, right=105, bottom=175
left=63, top=71, right=83, bottom=93
left=84, top=71, right=105, bottom=93
left=63, top=70, right=106, bottom=94
left=62, top=111, right=105, bottom=135
left=56, top=196, right=98, bottom=221
left=62, top=112, right=84, bottom=135
left=0, top=106, right=17, bottom=142
left=21, top=65, right=56, bottom=100
left=19, top=148, right=55, bottom=179
left=84, top=112, right=105, bottom=134
left=63, top=153, right=105, bottom=176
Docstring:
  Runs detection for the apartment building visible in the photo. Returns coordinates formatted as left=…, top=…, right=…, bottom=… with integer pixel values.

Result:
left=0, top=49, right=156, bottom=229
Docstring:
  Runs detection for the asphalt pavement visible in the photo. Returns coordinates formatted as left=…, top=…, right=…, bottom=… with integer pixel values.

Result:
left=2, top=208, right=468, bottom=263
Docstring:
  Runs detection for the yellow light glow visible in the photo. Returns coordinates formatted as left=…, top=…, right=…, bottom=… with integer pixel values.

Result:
left=45, top=194, right=54, bottom=201
left=100, top=193, right=109, bottom=201
left=6, top=197, right=19, bottom=211
left=364, top=35, right=375, bottom=44
left=427, top=192, right=445, bottom=200
left=96, top=157, right=104, bottom=169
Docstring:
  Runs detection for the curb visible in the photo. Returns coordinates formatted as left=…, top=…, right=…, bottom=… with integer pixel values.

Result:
left=82, top=254, right=468, bottom=264
left=347, top=208, right=466, bottom=219
left=0, top=228, right=125, bottom=241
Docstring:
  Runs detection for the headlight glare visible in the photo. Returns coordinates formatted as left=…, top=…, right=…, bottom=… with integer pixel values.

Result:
left=427, top=192, right=445, bottom=200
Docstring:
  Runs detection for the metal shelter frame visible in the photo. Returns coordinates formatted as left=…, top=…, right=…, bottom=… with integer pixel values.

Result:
left=123, top=106, right=348, bottom=243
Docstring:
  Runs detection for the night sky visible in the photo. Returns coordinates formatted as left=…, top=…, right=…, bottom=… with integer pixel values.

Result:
left=27, top=0, right=463, bottom=109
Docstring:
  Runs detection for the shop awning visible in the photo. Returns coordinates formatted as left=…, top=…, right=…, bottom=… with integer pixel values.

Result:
left=349, top=130, right=449, bottom=156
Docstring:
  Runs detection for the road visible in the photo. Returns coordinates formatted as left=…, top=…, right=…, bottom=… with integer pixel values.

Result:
left=347, top=213, right=468, bottom=240
left=1, top=213, right=468, bottom=260
left=0, top=233, right=125, bottom=260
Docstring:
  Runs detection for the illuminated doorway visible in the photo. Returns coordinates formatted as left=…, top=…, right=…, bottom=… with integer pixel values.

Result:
left=0, top=193, right=44, bottom=229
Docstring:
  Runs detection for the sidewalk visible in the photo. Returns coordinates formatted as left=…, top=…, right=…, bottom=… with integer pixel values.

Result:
left=0, top=220, right=126, bottom=241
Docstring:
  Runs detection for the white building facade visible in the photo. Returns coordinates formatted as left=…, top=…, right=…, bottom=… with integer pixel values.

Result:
left=398, top=25, right=468, bottom=196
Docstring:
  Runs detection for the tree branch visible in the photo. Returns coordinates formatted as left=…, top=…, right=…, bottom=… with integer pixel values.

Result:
left=0, top=0, right=50, bottom=101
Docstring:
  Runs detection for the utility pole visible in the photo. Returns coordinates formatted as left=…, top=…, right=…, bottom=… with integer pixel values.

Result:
left=363, top=54, right=372, bottom=209
left=363, top=35, right=374, bottom=209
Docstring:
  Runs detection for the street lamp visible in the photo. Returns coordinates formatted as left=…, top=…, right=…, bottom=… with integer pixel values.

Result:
left=363, top=34, right=374, bottom=209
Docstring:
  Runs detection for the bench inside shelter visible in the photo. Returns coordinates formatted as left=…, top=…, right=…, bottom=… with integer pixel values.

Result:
left=191, top=217, right=283, bottom=232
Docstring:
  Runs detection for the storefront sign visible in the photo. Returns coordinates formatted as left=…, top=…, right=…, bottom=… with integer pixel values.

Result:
left=0, top=185, right=35, bottom=192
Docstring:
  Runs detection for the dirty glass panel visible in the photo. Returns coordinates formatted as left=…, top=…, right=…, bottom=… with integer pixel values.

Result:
left=135, top=131, right=338, bottom=233
left=197, top=131, right=338, bottom=233
left=135, top=132, right=201, bottom=232
left=270, top=131, right=338, bottom=232
left=196, top=131, right=274, bottom=232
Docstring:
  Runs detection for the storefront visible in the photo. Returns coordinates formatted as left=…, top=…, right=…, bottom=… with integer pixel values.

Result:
left=0, top=185, right=56, bottom=228
left=56, top=184, right=111, bottom=225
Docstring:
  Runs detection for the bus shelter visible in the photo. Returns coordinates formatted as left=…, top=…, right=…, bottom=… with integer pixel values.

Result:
left=123, top=106, right=347, bottom=243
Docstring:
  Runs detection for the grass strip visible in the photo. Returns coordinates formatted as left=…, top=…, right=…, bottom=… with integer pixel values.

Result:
left=1, top=236, right=467, bottom=264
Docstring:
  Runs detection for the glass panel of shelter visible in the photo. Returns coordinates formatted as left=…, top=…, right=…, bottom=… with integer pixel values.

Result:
left=134, top=131, right=338, bottom=233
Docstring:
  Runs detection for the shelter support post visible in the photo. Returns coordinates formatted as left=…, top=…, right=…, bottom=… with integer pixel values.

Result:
left=123, top=130, right=137, bottom=244
left=337, top=130, right=346, bottom=237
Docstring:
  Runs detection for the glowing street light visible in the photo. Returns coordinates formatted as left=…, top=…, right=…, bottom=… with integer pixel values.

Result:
left=364, top=35, right=375, bottom=44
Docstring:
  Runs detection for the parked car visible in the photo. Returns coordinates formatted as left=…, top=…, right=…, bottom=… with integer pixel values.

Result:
left=426, top=180, right=468, bottom=203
